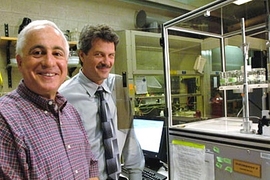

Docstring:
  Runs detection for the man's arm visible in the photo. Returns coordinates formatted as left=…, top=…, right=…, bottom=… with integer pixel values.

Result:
left=121, top=127, right=145, bottom=180
left=0, top=116, right=27, bottom=179
left=114, top=75, right=145, bottom=179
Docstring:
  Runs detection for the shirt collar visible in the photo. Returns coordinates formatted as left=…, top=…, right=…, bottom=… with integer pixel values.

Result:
left=16, top=80, right=67, bottom=112
left=78, top=70, right=112, bottom=97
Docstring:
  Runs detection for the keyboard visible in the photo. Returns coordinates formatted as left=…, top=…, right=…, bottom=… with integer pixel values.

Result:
left=142, top=166, right=167, bottom=180
left=121, top=166, right=167, bottom=180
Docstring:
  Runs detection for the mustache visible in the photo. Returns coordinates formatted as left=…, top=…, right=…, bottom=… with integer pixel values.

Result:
left=97, top=63, right=111, bottom=68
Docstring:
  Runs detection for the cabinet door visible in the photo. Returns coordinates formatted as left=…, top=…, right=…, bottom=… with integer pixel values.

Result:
left=132, top=31, right=163, bottom=72
left=115, top=30, right=205, bottom=118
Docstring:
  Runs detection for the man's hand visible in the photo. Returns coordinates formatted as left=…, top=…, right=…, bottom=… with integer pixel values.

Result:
left=89, top=177, right=99, bottom=180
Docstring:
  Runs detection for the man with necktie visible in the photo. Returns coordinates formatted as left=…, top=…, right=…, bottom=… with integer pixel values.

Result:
left=59, top=24, right=145, bottom=180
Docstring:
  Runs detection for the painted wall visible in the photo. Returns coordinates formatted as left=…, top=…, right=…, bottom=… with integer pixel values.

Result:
left=0, top=0, right=177, bottom=93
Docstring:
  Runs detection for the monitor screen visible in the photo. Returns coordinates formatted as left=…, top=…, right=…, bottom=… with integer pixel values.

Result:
left=133, top=116, right=167, bottom=169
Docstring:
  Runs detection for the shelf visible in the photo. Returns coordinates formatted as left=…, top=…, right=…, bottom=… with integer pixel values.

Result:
left=68, top=63, right=80, bottom=68
left=0, top=37, right=17, bottom=47
left=135, top=95, right=165, bottom=99
left=68, top=41, right=78, bottom=48
left=134, top=72, right=201, bottom=77
left=219, top=83, right=268, bottom=91
left=170, top=70, right=203, bottom=76
left=134, top=30, right=202, bottom=51
left=6, top=62, right=80, bottom=68
left=0, top=36, right=77, bottom=47
left=172, top=93, right=202, bottom=97
left=6, top=63, right=18, bottom=67
left=133, top=70, right=164, bottom=75
left=135, top=93, right=202, bottom=99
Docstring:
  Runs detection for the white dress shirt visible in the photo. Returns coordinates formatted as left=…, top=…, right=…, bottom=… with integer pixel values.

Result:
left=59, top=70, right=145, bottom=180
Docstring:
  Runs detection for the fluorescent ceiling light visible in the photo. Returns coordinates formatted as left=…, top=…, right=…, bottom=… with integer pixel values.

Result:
left=233, top=0, right=252, bottom=5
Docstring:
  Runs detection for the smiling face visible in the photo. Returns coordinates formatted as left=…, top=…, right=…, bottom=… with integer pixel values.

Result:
left=79, top=38, right=115, bottom=85
left=16, top=26, right=68, bottom=99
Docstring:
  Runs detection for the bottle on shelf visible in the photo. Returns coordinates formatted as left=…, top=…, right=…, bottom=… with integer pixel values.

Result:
left=18, top=17, right=31, bottom=34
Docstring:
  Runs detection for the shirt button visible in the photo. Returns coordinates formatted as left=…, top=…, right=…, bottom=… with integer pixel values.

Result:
left=67, top=145, right=71, bottom=149
left=44, top=110, right=48, bottom=114
left=48, top=100, right=53, bottom=105
left=75, top=170, right=78, bottom=174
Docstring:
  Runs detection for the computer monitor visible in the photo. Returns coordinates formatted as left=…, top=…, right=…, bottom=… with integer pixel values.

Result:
left=133, top=116, right=167, bottom=170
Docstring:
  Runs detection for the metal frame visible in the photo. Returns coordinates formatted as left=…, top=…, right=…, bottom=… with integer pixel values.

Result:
left=161, top=0, right=268, bottom=178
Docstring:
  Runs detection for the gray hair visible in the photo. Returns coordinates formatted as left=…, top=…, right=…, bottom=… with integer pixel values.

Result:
left=78, top=24, right=119, bottom=54
left=16, top=20, right=69, bottom=58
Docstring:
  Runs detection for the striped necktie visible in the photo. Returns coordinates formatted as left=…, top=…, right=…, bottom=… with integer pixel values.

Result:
left=96, top=86, right=120, bottom=179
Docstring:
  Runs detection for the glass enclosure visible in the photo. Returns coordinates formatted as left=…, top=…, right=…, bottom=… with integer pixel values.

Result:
left=162, top=0, right=269, bottom=127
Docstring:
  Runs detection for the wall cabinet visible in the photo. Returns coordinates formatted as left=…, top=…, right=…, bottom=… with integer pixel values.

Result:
left=114, top=30, right=204, bottom=119
left=0, top=36, right=80, bottom=88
